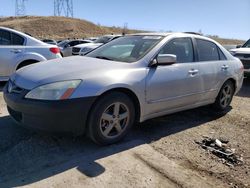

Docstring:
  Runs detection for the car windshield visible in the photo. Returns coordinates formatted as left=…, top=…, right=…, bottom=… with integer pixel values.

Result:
left=57, top=40, right=69, bottom=47
left=242, top=39, right=250, bottom=48
left=94, top=36, right=113, bottom=44
left=86, top=35, right=163, bottom=63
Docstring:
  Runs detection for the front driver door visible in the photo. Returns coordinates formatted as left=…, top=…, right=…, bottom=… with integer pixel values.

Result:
left=145, top=37, right=203, bottom=115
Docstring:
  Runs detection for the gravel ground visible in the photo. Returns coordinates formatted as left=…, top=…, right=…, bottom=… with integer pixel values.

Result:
left=0, top=78, right=249, bottom=188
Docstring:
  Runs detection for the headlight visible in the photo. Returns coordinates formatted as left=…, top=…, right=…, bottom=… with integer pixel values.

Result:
left=80, top=47, right=92, bottom=53
left=230, top=51, right=236, bottom=56
left=25, top=80, right=81, bottom=100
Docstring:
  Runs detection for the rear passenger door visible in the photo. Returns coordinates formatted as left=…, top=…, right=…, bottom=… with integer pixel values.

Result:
left=195, top=38, right=228, bottom=101
left=0, top=29, right=25, bottom=77
left=146, top=37, right=203, bottom=114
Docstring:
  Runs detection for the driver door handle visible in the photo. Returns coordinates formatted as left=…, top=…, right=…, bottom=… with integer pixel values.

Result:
left=221, top=65, right=229, bottom=71
left=188, top=69, right=199, bottom=76
left=11, top=49, right=22, bottom=54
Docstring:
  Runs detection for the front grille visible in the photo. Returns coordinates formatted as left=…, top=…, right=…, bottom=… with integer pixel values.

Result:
left=243, top=54, right=250, bottom=58
left=72, top=47, right=81, bottom=53
left=241, top=60, right=250, bottom=69
left=7, top=106, right=22, bottom=122
left=234, top=53, right=250, bottom=59
left=234, top=54, right=243, bottom=58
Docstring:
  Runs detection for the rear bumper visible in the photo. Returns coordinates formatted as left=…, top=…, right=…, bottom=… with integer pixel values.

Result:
left=3, top=85, right=97, bottom=135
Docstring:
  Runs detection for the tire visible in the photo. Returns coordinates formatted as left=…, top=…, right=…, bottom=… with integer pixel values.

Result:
left=87, top=92, right=135, bottom=145
left=213, top=80, right=235, bottom=111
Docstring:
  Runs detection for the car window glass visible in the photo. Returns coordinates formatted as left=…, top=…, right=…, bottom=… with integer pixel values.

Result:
left=87, top=36, right=163, bottom=63
left=68, top=41, right=76, bottom=47
left=95, top=37, right=111, bottom=44
left=196, top=39, right=219, bottom=61
left=0, top=30, right=11, bottom=45
left=218, top=47, right=227, bottom=60
left=12, top=33, right=25, bottom=45
left=159, top=38, right=194, bottom=63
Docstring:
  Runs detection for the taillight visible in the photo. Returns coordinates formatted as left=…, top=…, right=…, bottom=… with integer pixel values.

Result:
left=50, top=47, right=60, bottom=54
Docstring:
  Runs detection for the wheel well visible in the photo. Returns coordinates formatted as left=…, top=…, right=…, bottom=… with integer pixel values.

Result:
left=96, top=88, right=141, bottom=123
left=226, top=78, right=236, bottom=92
left=16, top=60, right=39, bottom=70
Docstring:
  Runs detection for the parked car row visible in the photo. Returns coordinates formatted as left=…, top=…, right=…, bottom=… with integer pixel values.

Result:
left=72, top=35, right=122, bottom=56
left=2, top=31, right=244, bottom=145
left=57, top=39, right=93, bottom=57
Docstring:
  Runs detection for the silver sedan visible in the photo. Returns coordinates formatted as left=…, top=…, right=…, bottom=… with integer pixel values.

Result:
left=0, top=27, right=61, bottom=81
left=4, top=33, right=244, bottom=145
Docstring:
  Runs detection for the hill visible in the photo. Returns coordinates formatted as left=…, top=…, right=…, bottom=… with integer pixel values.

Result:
left=0, top=16, right=141, bottom=40
left=0, top=16, right=246, bottom=45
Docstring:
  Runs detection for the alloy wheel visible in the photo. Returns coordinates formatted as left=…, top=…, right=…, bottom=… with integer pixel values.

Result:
left=99, top=102, right=130, bottom=139
left=220, top=85, right=233, bottom=108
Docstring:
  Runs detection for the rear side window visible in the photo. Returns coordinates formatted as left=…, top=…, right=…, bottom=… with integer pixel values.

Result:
left=12, top=33, right=25, bottom=45
left=218, top=48, right=227, bottom=60
left=196, top=39, right=219, bottom=61
left=0, top=30, right=11, bottom=45
left=159, top=38, right=194, bottom=63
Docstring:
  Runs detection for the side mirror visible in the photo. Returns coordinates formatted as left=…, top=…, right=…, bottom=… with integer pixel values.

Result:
left=65, top=44, right=70, bottom=48
left=236, top=45, right=242, bottom=48
left=154, top=54, right=176, bottom=66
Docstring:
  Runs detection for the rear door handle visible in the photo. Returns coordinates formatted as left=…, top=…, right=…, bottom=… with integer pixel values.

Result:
left=221, top=65, right=229, bottom=71
left=188, top=69, right=199, bottom=76
left=10, top=49, right=22, bottom=53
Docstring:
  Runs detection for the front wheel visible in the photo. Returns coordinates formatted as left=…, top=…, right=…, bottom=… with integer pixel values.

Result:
left=213, top=80, right=235, bottom=111
left=87, top=92, right=135, bottom=145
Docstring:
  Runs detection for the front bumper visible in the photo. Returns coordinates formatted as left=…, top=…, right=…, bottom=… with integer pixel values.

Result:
left=3, top=84, right=97, bottom=135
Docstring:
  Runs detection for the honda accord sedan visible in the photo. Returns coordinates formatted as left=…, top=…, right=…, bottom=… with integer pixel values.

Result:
left=4, top=33, right=244, bottom=145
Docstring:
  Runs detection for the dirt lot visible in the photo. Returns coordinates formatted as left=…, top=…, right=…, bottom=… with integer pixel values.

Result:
left=0, top=78, right=249, bottom=188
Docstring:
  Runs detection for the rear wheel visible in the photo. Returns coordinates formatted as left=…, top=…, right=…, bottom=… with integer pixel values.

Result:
left=87, top=92, right=135, bottom=145
left=213, top=80, right=235, bottom=111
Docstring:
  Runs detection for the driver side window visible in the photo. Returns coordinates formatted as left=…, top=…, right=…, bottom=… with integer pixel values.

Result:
left=159, top=38, right=194, bottom=63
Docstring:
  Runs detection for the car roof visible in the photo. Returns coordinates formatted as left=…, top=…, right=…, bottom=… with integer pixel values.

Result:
left=128, top=32, right=218, bottom=42
left=0, top=26, right=50, bottom=46
left=128, top=33, right=172, bottom=37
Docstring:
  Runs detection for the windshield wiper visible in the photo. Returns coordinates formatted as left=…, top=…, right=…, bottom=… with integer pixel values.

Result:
left=95, top=56, right=113, bottom=61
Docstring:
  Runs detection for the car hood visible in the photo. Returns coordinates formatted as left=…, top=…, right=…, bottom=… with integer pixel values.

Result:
left=230, top=48, right=250, bottom=54
left=11, top=56, right=132, bottom=90
left=74, top=43, right=103, bottom=48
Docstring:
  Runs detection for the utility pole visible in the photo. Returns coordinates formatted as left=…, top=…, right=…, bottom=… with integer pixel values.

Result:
left=54, top=0, right=74, bottom=17
left=15, top=0, right=27, bottom=16
left=122, top=22, right=128, bottom=35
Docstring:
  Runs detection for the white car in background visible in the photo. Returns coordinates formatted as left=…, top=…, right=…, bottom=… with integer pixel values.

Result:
left=230, top=39, right=250, bottom=74
left=0, top=27, right=61, bottom=81
left=58, top=39, right=93, bottom=57
left=72, top=35, right=121, bottom=56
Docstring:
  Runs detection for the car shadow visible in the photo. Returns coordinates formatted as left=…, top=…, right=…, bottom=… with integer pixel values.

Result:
left=0, top=104, right=230, bottom=187
left=237, top=77, right=250, bottom=98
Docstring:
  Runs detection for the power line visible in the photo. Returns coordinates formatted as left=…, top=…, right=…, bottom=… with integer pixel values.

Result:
left=15, top=0, right=27, bottom=16
left=54, top=0, right=74, bottom=17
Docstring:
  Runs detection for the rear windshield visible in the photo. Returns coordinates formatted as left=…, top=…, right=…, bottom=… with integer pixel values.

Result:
left=86, top=35, right=163, bottom=63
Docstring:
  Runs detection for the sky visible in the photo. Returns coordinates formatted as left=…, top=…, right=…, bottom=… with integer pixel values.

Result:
left=0, top=0, right=249, bottom=40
